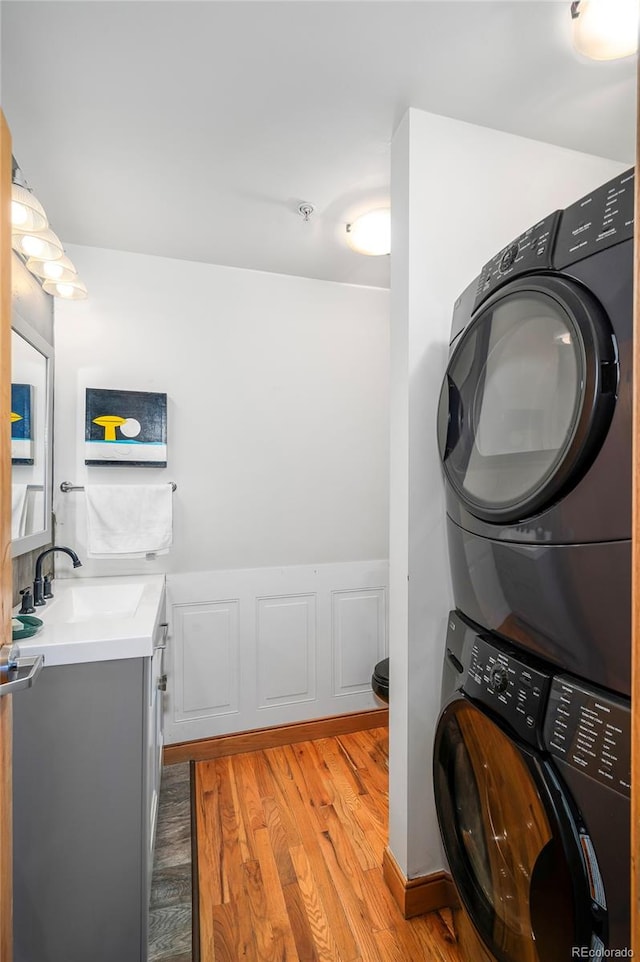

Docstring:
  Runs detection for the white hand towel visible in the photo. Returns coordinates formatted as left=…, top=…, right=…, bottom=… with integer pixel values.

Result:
left=85, top=484, right=173, bottom=558
left=11, top=484, right=28, bottom=539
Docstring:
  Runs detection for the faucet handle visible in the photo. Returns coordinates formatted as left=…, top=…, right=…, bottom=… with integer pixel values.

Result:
left=43, top=574, right=53, bottom=600
left=19, top=588, right=35, bottom=615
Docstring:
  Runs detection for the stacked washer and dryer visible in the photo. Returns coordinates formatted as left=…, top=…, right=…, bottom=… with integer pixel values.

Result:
left=433, top=168, right=634, bottom=962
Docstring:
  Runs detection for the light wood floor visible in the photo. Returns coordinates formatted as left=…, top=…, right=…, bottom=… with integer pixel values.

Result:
left=194, top=727, right=462, bottom=962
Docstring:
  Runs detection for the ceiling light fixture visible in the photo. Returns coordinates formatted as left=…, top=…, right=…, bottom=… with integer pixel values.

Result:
left=346, top=208, right=391, bottom=256
left=570, top=0, right=639, bottom=61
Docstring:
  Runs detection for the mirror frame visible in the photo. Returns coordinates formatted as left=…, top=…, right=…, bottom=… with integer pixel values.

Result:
left=11, top=309, right=53, bottom=557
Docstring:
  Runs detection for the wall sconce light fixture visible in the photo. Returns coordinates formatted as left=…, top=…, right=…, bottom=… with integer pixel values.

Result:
left=41, top=278, right=88, bottom=300
left=12, top=227, right=64, bottom=262
left=11, top=183, right=48, bottom=233
left=346, top=208, right=391, bottom=256
left=11, top=159, right=88, bottom=299
left=27, top=253, right=81, bottom=283
left=570, top=0, right=639, bottom=61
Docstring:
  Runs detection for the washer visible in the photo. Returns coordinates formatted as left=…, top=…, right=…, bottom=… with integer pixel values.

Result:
left=437, top=168, right=634, bottom=695
left=434, top=610, right=630, bottom=962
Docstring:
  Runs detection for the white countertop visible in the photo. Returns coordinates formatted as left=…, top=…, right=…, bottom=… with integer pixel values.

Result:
left=16, top=574, right=166, bottom=667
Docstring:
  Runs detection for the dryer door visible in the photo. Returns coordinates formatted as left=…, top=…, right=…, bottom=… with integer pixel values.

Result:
left=433, top=696, right=601, bottom=962
left=437, top=275, right=617, bottom=524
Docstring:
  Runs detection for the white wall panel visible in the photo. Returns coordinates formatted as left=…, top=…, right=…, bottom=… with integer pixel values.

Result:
left=332, top=588, right=385, bottom=696
left=164, top=560, right=388, bottom=743
left=257, top=594, right=316, bottom=708
left=173, top=600, right=239, bottom=722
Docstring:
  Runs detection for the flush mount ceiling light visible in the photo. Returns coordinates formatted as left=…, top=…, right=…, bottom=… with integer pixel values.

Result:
left=570, top=0, right=639, bottom=61
left=346, top=208, right=391, bottom=256
left=11, top=183, right=48, bottom=233
left=41, top=277, right=88, bottom=300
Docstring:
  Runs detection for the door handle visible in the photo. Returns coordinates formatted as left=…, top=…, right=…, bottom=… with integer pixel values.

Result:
left=0, top=643, right=20, bottom=672
left=0, top=655, right=44, bottom=697
left=153, top=623, right=169, bottom=651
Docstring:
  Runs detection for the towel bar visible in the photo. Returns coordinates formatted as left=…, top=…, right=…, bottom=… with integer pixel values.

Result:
left=60, top=481, right=177, bottom=493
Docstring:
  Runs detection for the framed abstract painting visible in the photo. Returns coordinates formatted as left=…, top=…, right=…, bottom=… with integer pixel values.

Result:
left=85, top=388, right=168, bottom=467
left=11, top=383, right=34, bottom=465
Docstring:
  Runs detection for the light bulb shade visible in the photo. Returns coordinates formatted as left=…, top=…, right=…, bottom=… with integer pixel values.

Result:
left=11, top=183, right=48, bottom=232
left=346, top=208, right=391, bottom=256
left=26, top=253, right=78, bottom=283
left=42, top=277, right=88, bottom=300
left=572, top=0, right=639, bottom=61
left=12, top=227, right=64, bottom=262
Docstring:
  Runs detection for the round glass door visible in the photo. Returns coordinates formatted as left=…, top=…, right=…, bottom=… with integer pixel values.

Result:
left=437, top=276, right=616, bottom=523
left=433, top=698, right=595, bottom=962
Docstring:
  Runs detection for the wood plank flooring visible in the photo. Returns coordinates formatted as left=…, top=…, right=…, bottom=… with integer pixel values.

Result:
left=149, top=762, right=193, bottom=962
left=194, top=727, right=462, bottom=962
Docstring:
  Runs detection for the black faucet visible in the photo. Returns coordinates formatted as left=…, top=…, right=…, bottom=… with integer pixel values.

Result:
left=33, top=546, right=82, bottom=606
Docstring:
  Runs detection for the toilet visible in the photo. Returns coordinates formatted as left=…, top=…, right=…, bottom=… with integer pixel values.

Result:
left=371, top=657, right=389, bottom=704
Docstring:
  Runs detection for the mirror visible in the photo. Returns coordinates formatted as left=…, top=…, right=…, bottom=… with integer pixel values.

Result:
left=11, top=311, right=53, bottom=557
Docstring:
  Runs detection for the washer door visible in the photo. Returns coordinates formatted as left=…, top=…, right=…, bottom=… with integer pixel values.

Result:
left=437, top=276, right=617, bottom=523
left=433, top=697, right=599, bottom=962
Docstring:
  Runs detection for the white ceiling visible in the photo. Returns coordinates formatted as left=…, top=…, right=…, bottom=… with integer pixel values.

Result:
left=1, top=1, right=636, bottom=289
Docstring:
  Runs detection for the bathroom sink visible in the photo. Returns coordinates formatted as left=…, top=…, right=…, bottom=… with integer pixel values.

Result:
left=16, top=574, right=166, bottom=667
left=41, top=582, right=145, bottom=625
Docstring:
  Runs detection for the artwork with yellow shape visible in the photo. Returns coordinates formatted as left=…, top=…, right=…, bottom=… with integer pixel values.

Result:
left=93, top=415, right=127, bottom=441
left=85, top=387, right=167, bottom=467
left=11, top=382, right=34, bottom=464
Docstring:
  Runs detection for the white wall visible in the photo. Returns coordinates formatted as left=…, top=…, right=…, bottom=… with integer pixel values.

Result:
left=53, top=247, right=390, bottom=576
left=389, top=108, right=628, bottom=880
left=53, top=249, right=390, bottom=738
left=12, top=252, right=53, bottom=343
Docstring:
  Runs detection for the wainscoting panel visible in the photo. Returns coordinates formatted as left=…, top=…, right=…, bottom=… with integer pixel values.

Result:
left=164, top=561, right=388, bottom=744
left=257, top=594, right=316, bottom=708
left=172, top=601, right=240, bottom=722
left=332, top=587, right=386, bottom=696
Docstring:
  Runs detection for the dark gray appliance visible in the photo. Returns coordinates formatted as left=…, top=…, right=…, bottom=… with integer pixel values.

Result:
left=438, top=168, right=634, bottom=695
left=434, top=611, right=630, bottom=962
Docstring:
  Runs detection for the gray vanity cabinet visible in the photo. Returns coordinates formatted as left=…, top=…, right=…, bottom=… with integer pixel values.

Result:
left=12, top=612, right=166, bottom=962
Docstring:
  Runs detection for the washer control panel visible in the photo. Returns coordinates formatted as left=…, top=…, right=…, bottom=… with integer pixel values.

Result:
left=543, top=676, right=631, bottom=798
left=554, top=167, right=634, bottom=270
left=473, top=210, right=561, bottom=311
left=462, top=634, right=551, bottom=748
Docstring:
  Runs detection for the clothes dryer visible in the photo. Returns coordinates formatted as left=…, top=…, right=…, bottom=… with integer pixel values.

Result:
left=434, top=610, right=630, bottom=962
left=437, top=169, right=634, bottom=695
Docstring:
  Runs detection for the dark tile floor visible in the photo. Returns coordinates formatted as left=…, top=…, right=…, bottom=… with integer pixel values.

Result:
left=148, top=763, right=193, bottom=962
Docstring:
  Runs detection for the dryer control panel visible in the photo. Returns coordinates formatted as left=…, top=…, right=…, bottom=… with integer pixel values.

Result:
left=462, top=634, right=551, bottom=748
left=473, top=210, right=561, bottom=311
left=554, top=167, right=634, bottom=270
left=544, top=676, right=631, bottom=798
